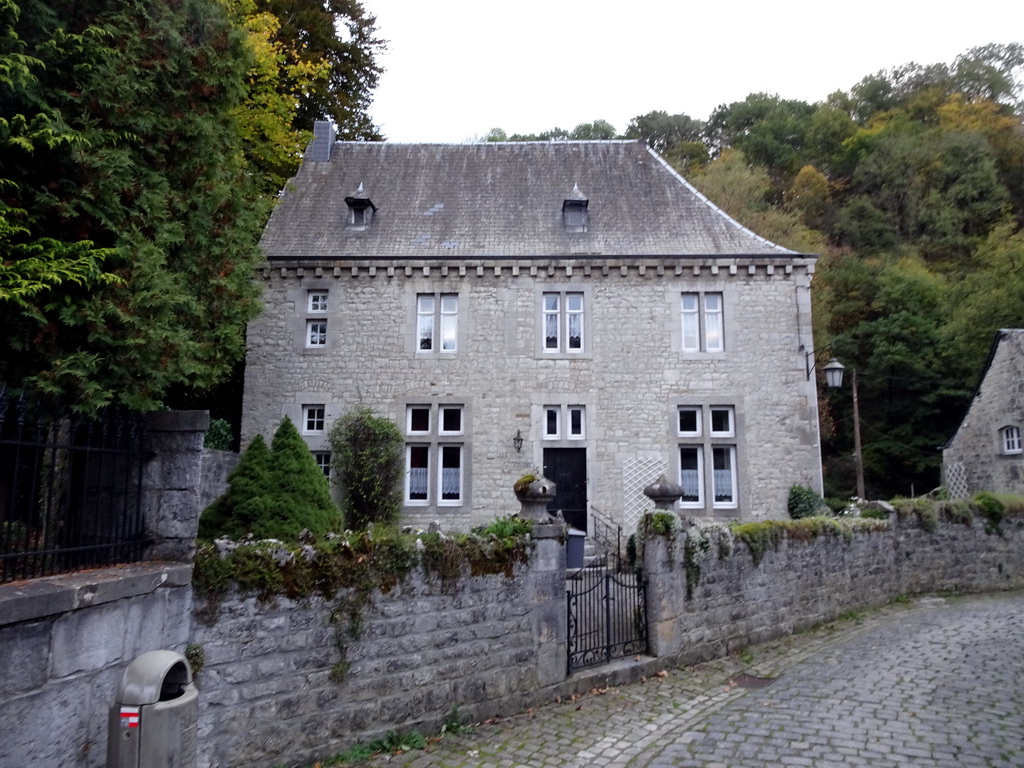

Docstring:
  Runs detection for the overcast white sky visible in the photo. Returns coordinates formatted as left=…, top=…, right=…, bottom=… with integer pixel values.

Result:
left=359, top=0, right=1022, bottom=143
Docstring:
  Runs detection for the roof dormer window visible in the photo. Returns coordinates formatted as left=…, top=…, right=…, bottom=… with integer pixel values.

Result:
left=345, top=182, right=376, bottom=231
left=562, top=183, right=588, bottom=233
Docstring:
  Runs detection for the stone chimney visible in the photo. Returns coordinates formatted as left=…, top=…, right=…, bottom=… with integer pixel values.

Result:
left=308, top=120, right=336, bottom=162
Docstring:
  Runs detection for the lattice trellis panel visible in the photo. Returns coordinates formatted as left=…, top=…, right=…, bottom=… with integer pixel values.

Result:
left=622, top=456, right=668, bottom=529
left=946, top=461, right=970, bottom=501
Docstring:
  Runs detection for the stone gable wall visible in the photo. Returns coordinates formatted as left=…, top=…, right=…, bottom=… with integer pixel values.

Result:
left=943, top=332, right=1024, bottom=495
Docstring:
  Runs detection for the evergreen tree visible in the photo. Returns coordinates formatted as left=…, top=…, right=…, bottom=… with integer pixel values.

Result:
left=2, top=0, right=267, bottom=410
left=199, top=419, right=342, bottom=540
left=199, top=434, right=275, bottom=540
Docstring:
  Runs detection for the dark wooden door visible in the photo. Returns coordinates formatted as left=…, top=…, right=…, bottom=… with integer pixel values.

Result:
left=543, top=448, right=587, bottom=532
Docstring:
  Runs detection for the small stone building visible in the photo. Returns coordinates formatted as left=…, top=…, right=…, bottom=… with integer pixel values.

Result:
left=242, top=122, right=825, bottom=531
left=942, top=329, right=1024, bottom=498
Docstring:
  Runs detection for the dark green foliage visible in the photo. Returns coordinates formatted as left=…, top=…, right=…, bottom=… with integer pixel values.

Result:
left=263, top=0, right=384, bottom=139
left=199, top=434, right=274, bottom=540
left=973, top=491, right=1006, bottom=535
left=625, top=110, right=703, bottom=152
left=199, top=418, right=342, bottom=540
left=328, top=407, right=403, bottom=530
left=204, top=419, right=234, bottom=451
left=788, top=484, right=828, bottom=519
left=2, top=0, right=266, bottom=411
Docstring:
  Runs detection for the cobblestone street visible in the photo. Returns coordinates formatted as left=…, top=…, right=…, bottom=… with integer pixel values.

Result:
left=355, top=591, right=1024, bottom=768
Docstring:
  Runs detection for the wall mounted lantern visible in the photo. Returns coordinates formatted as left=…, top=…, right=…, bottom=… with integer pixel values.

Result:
left=512, top=429, right=524, bottom=453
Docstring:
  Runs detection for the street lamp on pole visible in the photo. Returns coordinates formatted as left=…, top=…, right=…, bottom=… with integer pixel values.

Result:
left=819, top=359, right=865, bottom=500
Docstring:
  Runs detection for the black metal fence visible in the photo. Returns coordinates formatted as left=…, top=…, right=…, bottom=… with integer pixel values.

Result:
left=566, top=554, right=648, bottom=672
left=0, top=387, right=150, bottom=582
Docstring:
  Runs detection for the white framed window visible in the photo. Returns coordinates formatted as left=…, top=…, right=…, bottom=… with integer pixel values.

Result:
left=306, top=320, right=327, bottom=347
left=678, top=446, right=703, bottom=506
left=709, top=407, right=734, bottom=437
left=439, top=406, right=463, bottom=435
left=439, top=445, right=463, bottom=504
left=544, top=405, right=586, bottom=440
left=313, top=451, right=332, bottom=479
left=417, top=294, right=458, bottom=353
left=678, top=407, right=702, bottom=437
left=404, top=404, right=465, bottom=506
left=303, top=404, right=325, bottom=433
left=681, top=292, right=725, bottom=353
left=307, top=291, right=328, bottom=313
left=544, top=407, right=560, bottom=438
left=1001, top=425, right=1022, bottom=455
left=407, top=406, right=430, bottom=434
left=406, top=445, right=429, bottom=503
left=543, top=291, right=584, bottom=353
left=568, top=406, right=585, bottom=439
left=712, top=446, right=737, bottom=507
left=676, top=404, right=739, bottom=510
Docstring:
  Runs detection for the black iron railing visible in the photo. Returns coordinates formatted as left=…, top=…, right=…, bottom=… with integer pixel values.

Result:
left=0, top=386, right=150, bottom=582
left=588, top=506, right=624, bottom=570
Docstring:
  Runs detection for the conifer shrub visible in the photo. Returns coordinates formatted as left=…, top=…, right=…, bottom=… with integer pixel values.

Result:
left=328, top=407, right=404, bottom=530
left=198, top=417, right=342, bottom=540
left=788, top=484, right=828, bottom=519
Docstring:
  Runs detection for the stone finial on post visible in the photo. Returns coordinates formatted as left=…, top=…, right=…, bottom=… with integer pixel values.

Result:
left=643, top=474, right=689, bottom=529
left=513, top=474, right=557, bottom=525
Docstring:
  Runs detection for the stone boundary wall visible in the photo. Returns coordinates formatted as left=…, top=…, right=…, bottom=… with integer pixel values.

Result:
left=0, top=410, right=209, bottom=768
left=0, top=563, right=193, bottom=768
left=192, top=530, right=567, bottom=768
left=644, top=514, right=1024, bottom=666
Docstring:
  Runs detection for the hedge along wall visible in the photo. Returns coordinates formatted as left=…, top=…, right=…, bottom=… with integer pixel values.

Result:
left=191, top=527, right=568, bottom=768
left=643, top=512, right=1024, bottom=666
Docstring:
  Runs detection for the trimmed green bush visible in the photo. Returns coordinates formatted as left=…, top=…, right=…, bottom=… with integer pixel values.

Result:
left=203, top=418, right=234, bottom=450
left=198, top=417, right=342, bottom=540
left=329, top=407, right=404, bottom=530
left=788, top=484, right=827, bottom=519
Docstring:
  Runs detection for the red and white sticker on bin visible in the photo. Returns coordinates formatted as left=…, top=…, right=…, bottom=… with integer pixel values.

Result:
left=119, top=706, right=140, bottom=729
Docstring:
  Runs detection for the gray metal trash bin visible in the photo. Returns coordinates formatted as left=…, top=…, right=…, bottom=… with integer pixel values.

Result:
left=108, top=650, right=198, bottom=768
left=566, top=528, right=586, bottom=569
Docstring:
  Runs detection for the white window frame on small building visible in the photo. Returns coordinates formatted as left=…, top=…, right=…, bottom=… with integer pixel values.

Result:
left=681, top=292, right=725, bottom=353
left=1001, top=425, right=1022, bottom=455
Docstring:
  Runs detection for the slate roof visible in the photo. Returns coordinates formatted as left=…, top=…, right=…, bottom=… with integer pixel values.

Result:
left=260, top=140, right=804, bottom=260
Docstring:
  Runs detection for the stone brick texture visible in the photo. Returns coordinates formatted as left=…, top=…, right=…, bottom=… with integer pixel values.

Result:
left=644, top=513, right=1024, bottom=666
left=942, top=329, right=1024, bottom=495
left=242, top=258, right=823, bottom=530
left=192, top=536, right=566, bottom=768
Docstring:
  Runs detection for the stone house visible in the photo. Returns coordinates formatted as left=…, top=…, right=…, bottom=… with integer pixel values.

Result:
left=241, top=122, right=824, bottom=531
left=942, top=329, right=1024, bottom=498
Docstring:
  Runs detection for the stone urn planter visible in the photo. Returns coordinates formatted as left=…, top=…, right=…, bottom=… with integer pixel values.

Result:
left=513, top=473, right=557, bottom=524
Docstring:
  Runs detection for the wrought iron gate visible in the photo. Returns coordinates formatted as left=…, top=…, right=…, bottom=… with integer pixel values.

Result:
left=566, top=555, right=648, bottom=672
